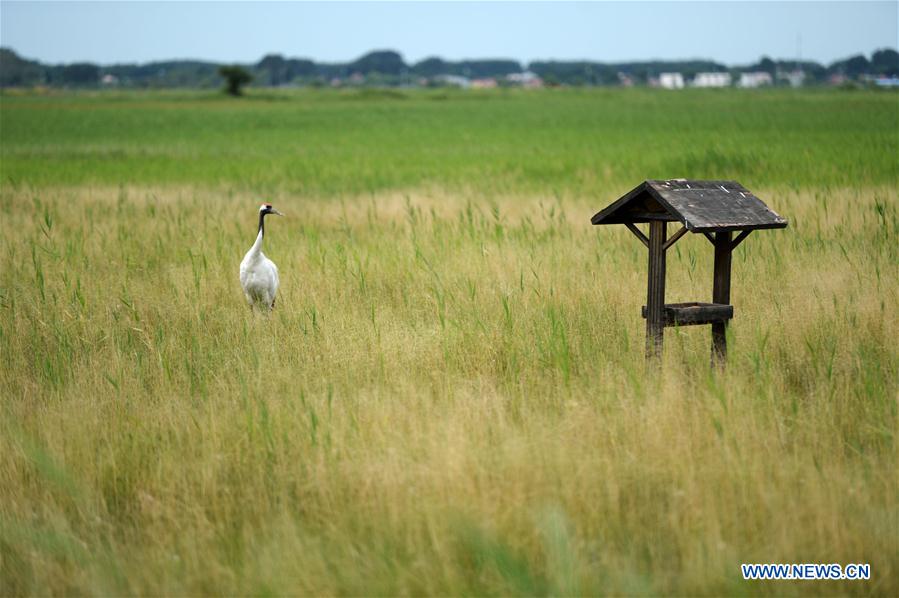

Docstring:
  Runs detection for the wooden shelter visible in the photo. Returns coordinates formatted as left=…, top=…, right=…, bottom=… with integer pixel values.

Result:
left=591, top=179, right=787, bottom=363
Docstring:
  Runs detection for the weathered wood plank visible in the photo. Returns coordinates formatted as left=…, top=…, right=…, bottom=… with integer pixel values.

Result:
left=645, top=221, right=667, bottom=360
left=624, top=222, right=649, bottom=248
left=619, top=210, right=677, bottom=222
left=591, top=179, right=788, bottom=233
left=662, top=225, right=688, bottom=251
left=711, top=231, right=733, bottom=365
left=641, top=302, right=733, bottom=327
left=731, top=229, right=752, bottom=250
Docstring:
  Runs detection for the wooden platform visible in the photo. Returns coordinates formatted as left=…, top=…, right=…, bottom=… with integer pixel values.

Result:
left=641, top=302, right=733, bottom=327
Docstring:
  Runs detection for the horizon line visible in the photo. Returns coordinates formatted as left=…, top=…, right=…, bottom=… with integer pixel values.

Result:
left=5, top=45, right=894, bottom=69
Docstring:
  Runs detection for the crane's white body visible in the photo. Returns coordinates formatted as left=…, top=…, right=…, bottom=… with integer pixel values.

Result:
left=240, top=231, right=279, bottom=309
left=240, top=204, right=282, bottom=310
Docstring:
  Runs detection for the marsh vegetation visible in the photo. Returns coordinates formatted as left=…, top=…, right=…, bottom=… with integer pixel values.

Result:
left=1, top=88, right=896, bottom=595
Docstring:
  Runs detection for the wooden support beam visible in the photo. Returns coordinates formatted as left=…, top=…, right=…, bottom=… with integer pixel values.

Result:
left=711, top=231, right=733, bottom=366
left=625, top=222, right=649, bottom=248
left=620, top=211, right=677, bottom=221
left=646, top=221, right=667, bottom=361
left=731, top=229, right=752, bottom=250
left=702, top=232, right=716, bottom=245
left=642, top=302, right=733, bottom=327
left=662, top=225, right=688, bottom=251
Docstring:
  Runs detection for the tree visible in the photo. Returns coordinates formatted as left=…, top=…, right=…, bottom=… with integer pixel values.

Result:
left=756, top=57, right=777, bottom=77
left=54, top=63, right=99, bottom=87
left=870, top=48, right=899, bottom=76
left=411, top=57, right=448, bottom=77
left=348, top=50, right=406, bottom=76
left=0, top=48, right=46, bottom=87
left=257, top=54, right=286, bottom=86
left=828, top=54, right=870, bottom=78
left=218, top=65, right=252, bottom=96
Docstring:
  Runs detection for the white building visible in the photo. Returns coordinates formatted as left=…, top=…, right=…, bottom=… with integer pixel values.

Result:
left=434, top=74, right=471, bottom=89
left=471, top=78, right=498, bottom=89
left=506, top=71, right=543, bottom=88
left=739, top=72, right=773, bottom=88
left=780, top=70, right=806, bottom=88
left=659, top=72, right=684, bottom=89
left=693, top=72, right=732, bottom=88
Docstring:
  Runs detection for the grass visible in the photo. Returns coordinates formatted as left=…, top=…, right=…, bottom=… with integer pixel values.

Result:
left=0, top=88, right=897, bottom=596
left=2, top=87, right=897, bottom=194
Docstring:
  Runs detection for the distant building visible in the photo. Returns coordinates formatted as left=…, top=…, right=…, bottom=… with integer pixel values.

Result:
left=738, top=72, right=773, bottom=88
left=617, top=72, right=635, bottom=87
left=471, top=78, right=498, bottom=89
left=875, top=77, right=899, bottom=88
left=506, top=71, right=543, bottom=88
left=434, top=74, right=470, bottom=89
left=659, top=73, right=684, bottom=89
left=779, top=70, right=805, bottom=88
left=828, top=73, right=849, bottom=86
left=693, top=72, right=732, bottom=87
left=101, top=74, right=119, bottom=86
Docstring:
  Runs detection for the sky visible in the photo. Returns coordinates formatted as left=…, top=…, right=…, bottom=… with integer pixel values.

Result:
left=1, top=1, right=897, bottom=66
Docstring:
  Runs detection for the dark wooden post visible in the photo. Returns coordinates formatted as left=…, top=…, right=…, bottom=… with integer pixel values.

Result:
left=711, top=231, right=733, bottom=365
left=645, top=221, right=667, bottom=360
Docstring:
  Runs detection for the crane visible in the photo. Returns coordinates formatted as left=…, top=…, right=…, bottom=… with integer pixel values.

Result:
left=240, top=203, right=283, bottom=311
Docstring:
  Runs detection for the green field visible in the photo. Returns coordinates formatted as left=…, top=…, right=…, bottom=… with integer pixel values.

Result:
left=2, top=88, right=897, bottom=193
left=1, top=88, right=897, bottom=596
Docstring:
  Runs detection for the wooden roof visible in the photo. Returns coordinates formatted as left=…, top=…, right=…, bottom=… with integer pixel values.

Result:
left=591, top=179, right=788, bottom=232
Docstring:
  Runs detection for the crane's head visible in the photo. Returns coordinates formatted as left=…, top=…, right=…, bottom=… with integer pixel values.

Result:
left=259, top=203, right=284, bottom=217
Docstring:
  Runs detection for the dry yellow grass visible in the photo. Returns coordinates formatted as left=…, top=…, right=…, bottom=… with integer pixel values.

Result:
left=1, top=184, right=897, bottom=595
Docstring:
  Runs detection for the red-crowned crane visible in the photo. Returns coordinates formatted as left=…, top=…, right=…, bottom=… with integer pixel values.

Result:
left=240, top=203, right=283, bottom=311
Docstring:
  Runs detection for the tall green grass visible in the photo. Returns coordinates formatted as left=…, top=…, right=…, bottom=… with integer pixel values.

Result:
left=0, top=89, right=897, bottom=595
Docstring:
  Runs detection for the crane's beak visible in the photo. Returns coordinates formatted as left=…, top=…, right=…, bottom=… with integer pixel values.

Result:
left=272, top=208, right=284, bottom=217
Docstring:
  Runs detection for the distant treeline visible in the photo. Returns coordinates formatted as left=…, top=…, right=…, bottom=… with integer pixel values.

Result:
left=1, top=47, right=897, bottom=88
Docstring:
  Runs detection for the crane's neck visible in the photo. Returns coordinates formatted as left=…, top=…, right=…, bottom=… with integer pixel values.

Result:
left=248, top=211, right=266, bottom=257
